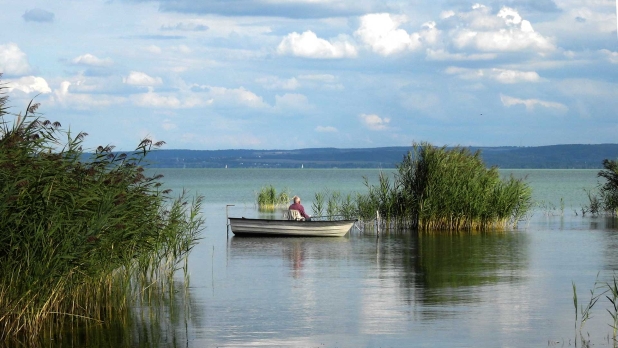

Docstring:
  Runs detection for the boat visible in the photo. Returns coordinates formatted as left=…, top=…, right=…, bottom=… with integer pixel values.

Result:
left=228, top=217, right=356, bottom=237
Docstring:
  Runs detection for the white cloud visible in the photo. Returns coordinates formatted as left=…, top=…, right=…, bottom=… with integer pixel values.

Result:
left=600, top=49, right=618, bottom=64
left=298, top=74, right=337, bottom=82
left=315, top=126, right=338, bottom=132
left=274, top=93, right=310, bottom=111
left=500, top=94, right=568, bottom=112
left=426, top=49, right=497, bottom=61
left=131, top=92, right=181, bottom=108
left=6, top=76, right=51, bottom=94
left=440, top=10, right=455, bottom=20
left=445, top=67, right=541, bottom=84
left=72, top=54, right=113, bottom=67
left=49, top=81, right=126, bottom=110
left=123, top=71, right=163, bottom=86
left=172, top=45, right=192, bottom=54
left=192, top=85, right=268, bottom=108
left=143, top=45, right=162, bottom=54
left=0, top=43, right=31, bottom=76
left=256, top=76, right=300, bottom=90
left=451, top=6, right=555, bottom=53
left=277, top=31, right=357, bottom=59
left=355, top=13, right=423, bottom=56
left=360, top=113, right=390, bottom=130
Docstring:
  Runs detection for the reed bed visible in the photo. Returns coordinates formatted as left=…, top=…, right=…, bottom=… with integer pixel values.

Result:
left=312, top=142, right=532, bottom=231
left=256, top=185, right=289, bottom=211
left=0, top=78, right=204, bottom=343
left=585, top=159, right=618, bottom=216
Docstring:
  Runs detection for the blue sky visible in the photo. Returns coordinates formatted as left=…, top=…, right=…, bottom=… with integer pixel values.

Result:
left=1, top=0, right=617, bottom=150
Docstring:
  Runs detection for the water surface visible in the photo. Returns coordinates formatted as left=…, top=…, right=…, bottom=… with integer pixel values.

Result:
left=48, top=169, right=618, bottom=347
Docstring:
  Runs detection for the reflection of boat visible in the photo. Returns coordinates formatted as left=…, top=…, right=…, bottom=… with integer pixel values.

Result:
left=228, top=218, right=356, bottom=237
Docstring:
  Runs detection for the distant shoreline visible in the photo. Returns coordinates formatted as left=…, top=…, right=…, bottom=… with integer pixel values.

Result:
left=138, top=144, right=618, bottom=169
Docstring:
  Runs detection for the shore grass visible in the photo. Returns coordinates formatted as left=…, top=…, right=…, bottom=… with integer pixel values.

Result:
left=0, top=77, right=204, bottom=342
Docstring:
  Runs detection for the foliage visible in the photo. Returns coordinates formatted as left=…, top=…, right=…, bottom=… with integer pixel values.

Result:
left=0, top=76, right=204, bottom=341
left=352, top=142, right=532, bottom=231
left=583, top=159, right=618, bottom=216
left=256, top=185, right=289, bottom=211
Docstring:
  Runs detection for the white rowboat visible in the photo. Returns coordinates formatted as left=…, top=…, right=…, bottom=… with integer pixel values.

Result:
left=228, top=218, right=355, bottom=237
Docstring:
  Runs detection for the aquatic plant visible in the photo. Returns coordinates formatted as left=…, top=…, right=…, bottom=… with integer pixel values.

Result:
left=583, top=159, right=618, bottom=216
left=351, top=142, right=532, bottom=231
left=0, top=76, right=204, bottom=342
left=311, top=191, right=325, bottom=217
left=256, top=185, right=289, bottom=211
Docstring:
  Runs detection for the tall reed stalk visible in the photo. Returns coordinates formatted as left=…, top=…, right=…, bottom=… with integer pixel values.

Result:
left=0, top=76, right=205, bottom=342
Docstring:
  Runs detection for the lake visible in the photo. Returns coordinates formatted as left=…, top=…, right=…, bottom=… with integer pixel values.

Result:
left=48, top=169, right=618, bottom=347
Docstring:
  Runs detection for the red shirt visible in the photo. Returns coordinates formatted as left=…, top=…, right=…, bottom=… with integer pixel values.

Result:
left=289, top=202, right=310, bottom=219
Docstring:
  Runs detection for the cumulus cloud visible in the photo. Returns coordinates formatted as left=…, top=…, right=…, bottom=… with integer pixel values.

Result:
left=192, top=85, right=268, bottom=108
left=277, top=31, right=357, bottom=59
left=49, top=81, right=126, bottom=110
left=123, top=71, right=163, bottom=86
left=500, top=94, right=567, bottom=112
left=6, top=76, right=51, bottom=94
left=256, top=76, right=300, bottom=90
left=355, top=13, right=424, bottom=56
left=360, top=113, right=390, bottom=130
left=72, top=54, right=113, bottom=67
left=22, top=9, right=54, bottom=23
left=0, top=43, right=31, bottom=76
left=274, top=93, right=310, bottom=111
left=315, top=126, right=338, bottom=132
left=445, top=67, right=541, bottom=83
left=450, top=6, right=556, bottom=53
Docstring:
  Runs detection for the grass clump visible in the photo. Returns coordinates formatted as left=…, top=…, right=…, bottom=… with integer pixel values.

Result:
left=585, top=159, right=618, bottom=216
left=316, top=142, right=532, bottom=231
left=0, top=77, right=204, bottom=342
left=256, top=185, right=289, bottom=211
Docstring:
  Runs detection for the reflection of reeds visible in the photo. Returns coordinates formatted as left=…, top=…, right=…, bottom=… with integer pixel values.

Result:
left=256, top=185, right=289, bottom=211
left=0, top=82, right=204, bottom=343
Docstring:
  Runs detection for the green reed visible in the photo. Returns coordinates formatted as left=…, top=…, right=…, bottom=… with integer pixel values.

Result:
left=311, top=142, right=532, bottom=231
left=582, top=159, right=618, bottom=216
left=256, top=185, right=289, bottom=211
left=0, top=79, right=204, bottom=342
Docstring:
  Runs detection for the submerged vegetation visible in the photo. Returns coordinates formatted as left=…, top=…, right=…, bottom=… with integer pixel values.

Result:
left=0, top=77, right=204, bottom=342
left=256, top=185, right=289, bottom=211
left=309, top=143, right=532, bottom=231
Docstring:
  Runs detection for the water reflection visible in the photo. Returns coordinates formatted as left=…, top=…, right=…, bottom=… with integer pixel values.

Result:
left=17, top=278, right=203, bottom=348
left=229, top=231, right=528, bottom=308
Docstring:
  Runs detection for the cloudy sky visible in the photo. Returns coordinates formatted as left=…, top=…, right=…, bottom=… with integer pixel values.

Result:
left=1, top=0, right=617, bottom=150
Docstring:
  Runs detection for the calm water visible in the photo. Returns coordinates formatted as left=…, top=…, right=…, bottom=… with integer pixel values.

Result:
left=53, top=169, right=618, bottom=347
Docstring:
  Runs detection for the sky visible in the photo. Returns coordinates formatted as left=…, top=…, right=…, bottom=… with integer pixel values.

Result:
left=0, top=0, right=617, bottom=151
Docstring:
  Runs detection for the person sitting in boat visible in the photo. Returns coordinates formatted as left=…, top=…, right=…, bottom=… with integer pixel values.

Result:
left=289, top=195, right=311, bottom=221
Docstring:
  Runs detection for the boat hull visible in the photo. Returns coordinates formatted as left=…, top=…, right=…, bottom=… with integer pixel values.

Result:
left=229, top=218, right=355, bottom=237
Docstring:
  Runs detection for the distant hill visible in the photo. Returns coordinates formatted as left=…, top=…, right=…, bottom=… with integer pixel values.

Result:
left=142, top=144, right=618, bottom=169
